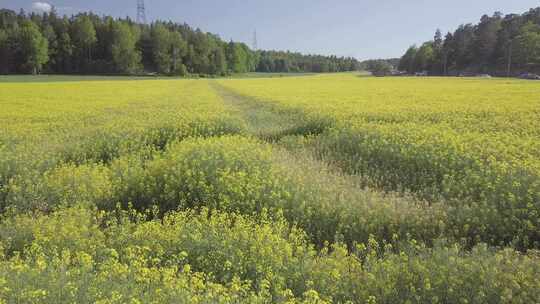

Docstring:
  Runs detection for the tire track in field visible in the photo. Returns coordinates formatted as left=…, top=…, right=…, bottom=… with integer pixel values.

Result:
left=210, top=81, right=353, bottom=186
left=210, top=82, right=328, bottom=142
left=210, top=80, right=414, bottom=198
left=210, top=80, right=355, bottom=183
left=210, top=81, right=449, bottom=248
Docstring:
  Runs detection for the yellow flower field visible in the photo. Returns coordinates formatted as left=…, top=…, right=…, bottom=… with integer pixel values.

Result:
left=0, top=75, right=539, bottom=303
left=219, top=74, right=540, bottom=248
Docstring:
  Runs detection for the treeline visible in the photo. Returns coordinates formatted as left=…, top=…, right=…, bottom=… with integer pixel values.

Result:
left=257, top=50, right=358, bottom=73
left=0, top=8, right=359, bottom=75
left=359, top=58, right=400, bottom=75
left=399, top=7, right=540, bottom=76
left=359, top=58, right=399, bottom=70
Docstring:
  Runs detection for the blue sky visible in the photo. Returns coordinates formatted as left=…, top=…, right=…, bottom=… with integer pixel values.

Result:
left=2, top=0, right=539, bottom=59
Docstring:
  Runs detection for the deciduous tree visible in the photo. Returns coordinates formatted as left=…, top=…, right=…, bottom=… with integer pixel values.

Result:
left=111, top=22, right=141, bottom=74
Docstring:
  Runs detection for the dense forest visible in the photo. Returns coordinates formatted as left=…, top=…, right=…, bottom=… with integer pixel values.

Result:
left=399, top=7, right=540, bottom=76
left=0, top=8, right=359, bottom=75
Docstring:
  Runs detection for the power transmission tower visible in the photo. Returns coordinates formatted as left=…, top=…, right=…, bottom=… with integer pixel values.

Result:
left=137, top=0, right=147, bottom=24
left=252, top=30, right=258, bottom=51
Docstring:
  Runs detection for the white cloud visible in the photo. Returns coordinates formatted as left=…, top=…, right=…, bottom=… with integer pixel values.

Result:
left=31, top=2, right=53, bottom=13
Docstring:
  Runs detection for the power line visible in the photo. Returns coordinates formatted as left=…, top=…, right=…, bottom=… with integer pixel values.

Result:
left=137, top=0, right=147, bottom=24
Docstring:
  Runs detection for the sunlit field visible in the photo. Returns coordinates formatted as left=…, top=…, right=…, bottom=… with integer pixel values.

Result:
left=219, top=74, right=540, bottom=249
left=1, top=74, right=539, bottom=303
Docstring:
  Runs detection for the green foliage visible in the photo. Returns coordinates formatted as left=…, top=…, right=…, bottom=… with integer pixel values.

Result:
left=0, top=9, right=359, bottom=75
left=367, top=60, right=393, bottom=76
left=227, top=42, right=251, bottom=74
left=150, top=23, right=187, bottom=75
left=399, top=8, right=540, bottom=75
left=111, top=22, right=141, bottom=74
left=0, top=28, right=9, bottom=73
left=514, top=21, right=540, bottom=67
left=12, top=20, right=49, bottom=74
left=210, top=47, right=228, bottom=75
left=398, top=45, right=417, bottom=73
left=150, top=24, right=171, bottom=73
left=360, top=58, right=399, bottom=72
left=473, top=14, right=502, bottom=70
left=398, top=43, right=435, bottom=74
left=413, top=42, right=435, bottom=72
left=169, top=31, right=188, bottom=75
left=71, top=15, right=96, bottom=62
left=256, top=50, right=358, bottom=73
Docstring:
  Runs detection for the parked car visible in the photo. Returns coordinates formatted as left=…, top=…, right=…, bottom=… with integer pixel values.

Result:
left=390, top=70, right=408, bottom=76
left=519, top=73, right=540, bottom=80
